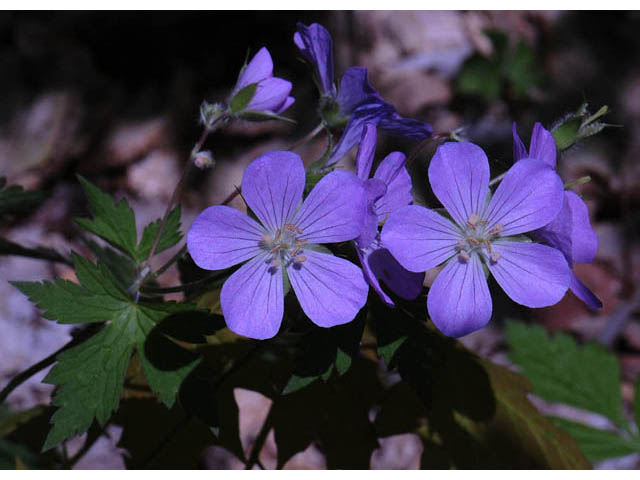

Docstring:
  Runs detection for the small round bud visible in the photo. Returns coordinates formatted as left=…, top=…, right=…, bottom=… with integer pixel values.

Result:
left=193, top=151, right=215, bottom=169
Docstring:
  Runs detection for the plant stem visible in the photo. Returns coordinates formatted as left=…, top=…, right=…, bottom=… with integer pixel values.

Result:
left=489, top=172, right=506, bottom=187
left=0, top=238, right=72, bottom=266
left=140, top=271, right=227, bottom=295
left=244, top=404, right=274, bottom=470
left=136, top=413, right=193, bottom=469
left=287, top=122, right=324, bottom=151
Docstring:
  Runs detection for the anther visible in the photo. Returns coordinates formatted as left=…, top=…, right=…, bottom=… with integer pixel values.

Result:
left=269, top=245, right=281, bottom=254
left=261, top=234, right=273, bottom=243
left=458, top=251, right=470, bottom=263
left=294, top=256, right=306, bottom=263
left=468, top=237, right=480, bottom=246
left=296, top=227, right=303, bottom=234
left=284, top=224, right=296, bottom=233
left=488, top=223, right=504, bottom=236
left=274, top=229, right=282, bottom=242
left=271, top=258, right=281, bottom=267
left=490, top=251, right=501, bottom=263
left=467, top=212, right=480, bottom=229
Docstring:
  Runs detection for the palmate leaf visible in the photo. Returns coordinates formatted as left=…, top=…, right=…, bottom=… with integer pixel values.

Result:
left=11, top=255, right=200, bottom=451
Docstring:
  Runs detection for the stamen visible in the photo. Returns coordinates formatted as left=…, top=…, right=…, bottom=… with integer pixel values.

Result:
left=488, top=223, right=504, bottom=236
left=274, top=229, right=282, bottom=242
left=290, top=247, right=301, bottom=257
left=269, top=245, right=281, bottom=254
left=468, top=237, right=480, bottom=246
left=271, top=258, right=281, bottom=267
left=284, top=223, right=296, bottom=233
left=294, top=256, right=306, bottom=263
left=261, top=233, right=273, bottom=243
left=484, top=240, right=492, bottom=253
left=456, top=239, right=466, bottom=250
left=295, top=227, right=303, bottom=234
left=295, top=239, right=307, bottom=247
left=467, top=212, right=480, bottom=229
left=490, top=251, right=501, bottom=263
left=458, top=251, right=470, bottom=263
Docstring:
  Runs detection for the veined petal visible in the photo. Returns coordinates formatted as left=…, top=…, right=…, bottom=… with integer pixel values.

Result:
left=356, top=178, right=387, bottom=249
left=361, top=245, right=423, bottom=305
left=373, top=151, right=412, bottom=221
left=512, top=122, right=528, bottom=161
left=488, top=240, right=570, bottom=308
left=187, top=205, right=263, bottom=270
left=566, top=190, right=598, bottom=263
left=357, top=246, right=393, bottom=305
left=294, top=22, right=335, bottom=96
left=337, top=67, right=381, bottom=115
left=247, top=78, right=293, bottom=113
left=380, top=205, right=460, bottom=273
left=377, top=110, right=433, bottom=140
left=428, top=141, right=490, bottom=227
left=427, top=253, right=492, bottom=338
left=241, top=151, right=305, bottom=232
left=355, top=123, right=377, bottom=180
left=570, top=270, right=602, bottom=310
left=293, top=170, right=366, bottom=244
left=483, top=158, right=564, bottom=236
left=221, top=253, right=284, bottom=340
left=529, top=122, right=557, bottom=168
left=287, top=249, right=368, bottom=328
left=534, top=192, right=574, bottom=265
left=234, top=47, right=273, bottom=93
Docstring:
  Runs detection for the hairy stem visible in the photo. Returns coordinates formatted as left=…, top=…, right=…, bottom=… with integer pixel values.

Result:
left=287, top=122, right=324, bottom=151
left=0, top=238, right=72, bottom=266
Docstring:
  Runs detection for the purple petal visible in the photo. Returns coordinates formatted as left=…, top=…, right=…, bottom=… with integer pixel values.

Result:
left=187, top=205, right=263, bottom=270
left=483, top=158, right=564, bottom=236
left=377, top=110, right=433, bottom=140
left=529, top=122, right=557, bottom=168
left=234, top=47, right=273, bottom=93
left=287, top=249, right=368, bottom=328
left=355, top=123, right=378, bottom=180
left=373, top=151, right=412, bottom=221
left=512, top=122, right=528, bottom=161
left=241, top=151, right=305, bottom=232
left=221, top=253, right=283, bottom=339
left=488, top=240, right=570, bottom=308
left=569, top=270, right=602, bottom=309
left=427, top=253, right=492, bottom=338
left=294, top=22, right=335, bottom=96
left=428, top=141, right=490, bottom=227
left=293, top=170, right=366, bottom=244
left=276, top=96, right=295, bottom=114
left=357, top=246, right=393, bottom=305
left=364, top=244, right=423, bottom=305
left=337, top=67, right=381, bottom=115
left=356, top=178, right=387, bottom=249
left=533, top=192, right=574, bottom=264
left=380, top=205, right=460, bottom=273
left=247, top=77, right=293, bottom=113
left=566, top=190, right=598, bottom=263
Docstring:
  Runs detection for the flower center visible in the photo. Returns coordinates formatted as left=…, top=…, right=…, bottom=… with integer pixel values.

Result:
left=261, top=223, right=307, bottom=269
left=456, top=213, right=503, bottom=264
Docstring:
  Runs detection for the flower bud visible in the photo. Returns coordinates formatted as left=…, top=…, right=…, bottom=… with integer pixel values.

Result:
left=193, top=150, right=215, bottom=169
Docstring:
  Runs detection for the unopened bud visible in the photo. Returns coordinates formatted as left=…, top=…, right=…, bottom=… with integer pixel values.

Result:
left=200, top=101, right=224, bottom=128
left=193, top=150, right=215, bottom=169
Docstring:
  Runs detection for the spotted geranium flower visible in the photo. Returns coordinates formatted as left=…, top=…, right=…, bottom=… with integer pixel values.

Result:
left=353, top=123, right=423, bottom=306
left=294, top=22, right=432, bottom=166
left=513, top=122, right=602, bottom=309
left=381, top=142, right=571, bottom=337
left=187, top=151, right=368, bottom=339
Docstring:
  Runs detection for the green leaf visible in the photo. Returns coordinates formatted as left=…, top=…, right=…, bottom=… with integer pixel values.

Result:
left=229, top=83, right=258, bottom=113
left=0, top=178, right=47, bottom=223
left=552, top=418, right=640, bottom=463
left=502, top=40, right=544, bottom=97
left=136, top=206, right=182, bottom=262
left=456, top=55, right=502, bottom=102
left=506, top=322, right=627, bottom=429
left=74, top=176, right=138, bottom=259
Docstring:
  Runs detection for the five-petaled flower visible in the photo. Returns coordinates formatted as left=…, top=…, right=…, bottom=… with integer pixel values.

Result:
left=229, top=47, right=295, bottom=116
left=353, top=123, right=423, bottom=306
left=294, top=22, right=432, bottom=166
left=187, top=151, right=368, bottom=339
left=513, top=122, right=602, bottom=309
left=381, top=141, right=571, bottom=337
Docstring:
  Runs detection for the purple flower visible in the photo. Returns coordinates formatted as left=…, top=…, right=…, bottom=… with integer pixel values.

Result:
left=381, top=141, right=571, bottom=337
left=513, top=122, right=602, bottom=309
left=353, top=124, right=423, bottom=306
left=294, top=22, right=432, bottom=166
left=187, top=151, right=368, bottom=339
left=230, top=47, right=295, bottom=115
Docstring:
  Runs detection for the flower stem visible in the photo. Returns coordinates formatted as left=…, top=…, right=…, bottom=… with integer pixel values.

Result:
left=287, top=122, right=324, bottom=151
left=488, top=172, right=506, bottom=187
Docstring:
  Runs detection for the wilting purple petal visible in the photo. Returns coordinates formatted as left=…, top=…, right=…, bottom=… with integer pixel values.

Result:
left=529, top=122, right=557, bottom=168
left=512, top=122, right=527, bottom=161
left=377, top=110, right=433, bottom=140
left=241, top=151, right=305, bottom=232
left=381, top=205, right=460, bottom=273
left=336, top=67, right=381, bottom=115
left=356, top=178, right=387, bottom=249
left=187, top=205, right=263, bottom=270
left=365, top=245, right=423, bottom=304
left=357, top=247, right=393, bottom=305
left=534, top=193, right=574, bottom=265
left=483, top=158, right=564, bottom=236
left=276, top=96, right=296, bottom=114
left=293, top=170, right=366, bottom=244
left=566, top=190, right=598, bottom=263
left=294, top=22, right=335, bottom=96
left=427, top=253, right=492, bottom=338
left=355, top=123, right=378, bottom=180
left=220, top=253, right=284, bottom=339
left=569, top=270, right=602, bottom=310
left=246, top=77, right=293, bottom=113
left=428, top=142, right=490, bottom=227
left=373, top=151, right=412, bottom=221
left=487, top=240, right=570, bottom=308
left=234, top=46, right=273, bottom=93
left=287, top=249, right=368, bottom=328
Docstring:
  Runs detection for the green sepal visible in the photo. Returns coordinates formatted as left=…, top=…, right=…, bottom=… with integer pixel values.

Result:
left=229, top=83, right=258, bottom=113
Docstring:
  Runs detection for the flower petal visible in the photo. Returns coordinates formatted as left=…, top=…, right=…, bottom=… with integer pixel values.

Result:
left=337, top=67, right=381, bottom=115
left=276, top=96, right=295, bottom=114
left=234, top=47, right=273, bottom=93
left=293, top=170, right=366, bottom=244
left=357, top=246, right=393, bottom=305
left=247, top=77, right=293, bottom=113
left=187, top=205, right=263, bottom=270
left=381, top=205, right=460, bottom=273
left=427, top=253, right=492, bottom=338
left=428, top=141, right=490, bottom=227
left=241, top=151, right=305, bottom=232
left=533, top=192, right=574, bottom=264
left=487, top=240, right=570, bottom=308
left=483, top=158, right=564, bottom=236
left=529, top=122, right=557, bottom=168
left=355, top=178, right=387, bottom=249
left=377, top=110, right=433, bottom=140
left=294, top=22, right=335, bottom=96
left=355, top=123, right=377, bottom=180
left=221, top=253, right=284, bottom=339
left=512, top=122, right=528, bottom=161
left=569, top=270, right=602, bottom=310
left=566, top=190, right=598, bottom=263
left=373, top=151, right=412, bottom=221
left=287, top=249, right=368, bottom=328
